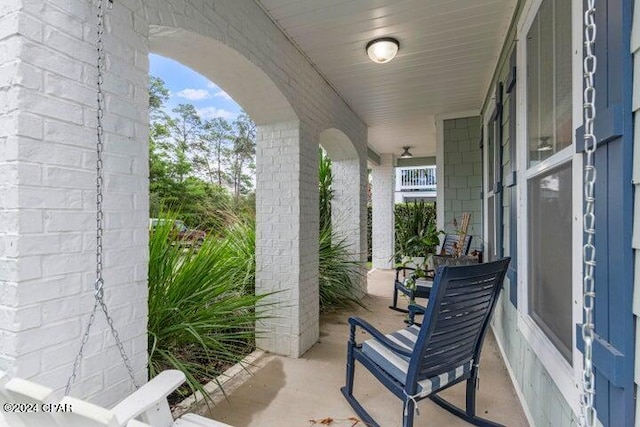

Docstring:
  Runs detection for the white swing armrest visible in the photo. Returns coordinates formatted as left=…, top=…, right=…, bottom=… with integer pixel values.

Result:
left=59, top=395, right=122, bottom=427
left=111, top=370, right=186, bottom=424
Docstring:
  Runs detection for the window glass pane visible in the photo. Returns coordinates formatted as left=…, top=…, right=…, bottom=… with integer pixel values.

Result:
left=528, top=162, right=573, bottom=362
left=488, top=120, right=495, bottom=191
left=526, top=13, right=540, bottom=165
left=554, top=0, right=572, bottom=149
left=527, top=0, right=572, bottom=167
left=487, top=196, right=495, bottom=262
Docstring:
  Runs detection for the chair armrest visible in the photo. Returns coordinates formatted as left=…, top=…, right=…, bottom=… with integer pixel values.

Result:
left=408, top=303, right=426, bottom=316
left=407, top=303, right=427, bottom=326
left=395, top=266, right=416, bottom=281
left=111, top=370, right=185, bottom=424
left=347, top=317, right=412, bottom=358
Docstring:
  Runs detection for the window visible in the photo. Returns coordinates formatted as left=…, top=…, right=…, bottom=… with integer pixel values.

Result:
left=516, top=0, right=581, bottom=409
left=526, top=0, right=572, bottom=167
left=527, top=162, right=573, bottom=361
left=484, top=112, right=499, bottom=262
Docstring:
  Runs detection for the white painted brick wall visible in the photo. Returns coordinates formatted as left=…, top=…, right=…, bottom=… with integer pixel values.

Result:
left=371, top=154, right=396, bottom=269
left=331, top=158, right=368, bottom=293
left=255, top=121, right=320, bottom=357
left=1, top=0, right=369, bottom=405
left=0, top=0, right=149, bottom=408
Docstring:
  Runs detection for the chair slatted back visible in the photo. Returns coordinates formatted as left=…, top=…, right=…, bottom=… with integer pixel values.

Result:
left=407, top=258, right=510, bottom=385
left=440, top=234, right=472, bottom=256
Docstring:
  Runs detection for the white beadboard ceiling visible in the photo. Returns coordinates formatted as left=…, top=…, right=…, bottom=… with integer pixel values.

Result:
left=256, top=0, right=517, bottom=157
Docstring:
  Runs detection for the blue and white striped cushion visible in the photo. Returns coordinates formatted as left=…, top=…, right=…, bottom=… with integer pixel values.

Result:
left=361, top=325, right=473, bottom=397
left=412, top=278, right=432, bottom=290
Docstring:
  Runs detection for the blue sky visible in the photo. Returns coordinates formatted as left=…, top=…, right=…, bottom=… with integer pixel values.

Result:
left=149, top=53, right=242, bottom=121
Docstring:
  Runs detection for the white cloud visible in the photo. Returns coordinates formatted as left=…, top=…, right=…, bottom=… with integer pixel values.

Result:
left=175, top=88, right=211, bottom=101
left=197, top=107, right=236, bottom=121
left=214, top=89, right=233, bottom=101
left=207, top=82, right=219, bottom=90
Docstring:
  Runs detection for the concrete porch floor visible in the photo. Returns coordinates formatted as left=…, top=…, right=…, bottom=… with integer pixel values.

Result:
left=201, top=269, right=529, bottom=426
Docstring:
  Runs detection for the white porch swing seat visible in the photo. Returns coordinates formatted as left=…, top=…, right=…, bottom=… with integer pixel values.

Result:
left=0, top=369, right=232, bottom=427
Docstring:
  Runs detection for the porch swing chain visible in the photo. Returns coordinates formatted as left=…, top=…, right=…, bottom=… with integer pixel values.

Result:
left=580, top=1, right=597, bottom=426
left=65, top=0, right=139, bottom=395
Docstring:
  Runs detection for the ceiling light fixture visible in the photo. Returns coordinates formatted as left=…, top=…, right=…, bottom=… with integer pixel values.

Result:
left=366, top=37, right=400, bottom=64
left=400, top=146, right=413, bottom=158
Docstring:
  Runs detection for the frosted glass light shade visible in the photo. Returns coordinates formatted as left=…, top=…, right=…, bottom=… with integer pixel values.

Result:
left=366, top=38, right=399, bottom=64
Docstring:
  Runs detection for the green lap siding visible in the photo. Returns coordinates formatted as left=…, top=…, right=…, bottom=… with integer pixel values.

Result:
left=479, top=2, right=577, bottom=425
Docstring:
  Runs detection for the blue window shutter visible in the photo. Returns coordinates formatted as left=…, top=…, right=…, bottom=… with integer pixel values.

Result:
left=505, top=47, right=517, bottom=308
left=493, top=83, right=504, bottom=261
left=572, top=1, right=635, bottom=425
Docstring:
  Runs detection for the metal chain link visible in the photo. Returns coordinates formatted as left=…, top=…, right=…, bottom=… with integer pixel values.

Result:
left=580, top=1, right=597, bottom=425
left=66, top=0, right=139, bottom=395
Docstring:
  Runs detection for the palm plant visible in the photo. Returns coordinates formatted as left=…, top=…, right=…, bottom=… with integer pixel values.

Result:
left=318, top=148, right=364, bottom=311
left=148, top=216, right=267, bottom=403
left=319, top=148, right=333, bottom=232
left=394, top=201, right=438, bottom=261
left=319, top=226, right=365, bottom=311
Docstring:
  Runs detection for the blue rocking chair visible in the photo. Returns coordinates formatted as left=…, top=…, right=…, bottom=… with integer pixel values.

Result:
left=342, top=258, right=510, bottom=427
left=389, top=234, right=473, bottom=313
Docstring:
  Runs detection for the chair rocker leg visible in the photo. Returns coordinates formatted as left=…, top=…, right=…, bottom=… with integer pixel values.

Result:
left=340, top=387, right=380, bottom=427
left=389, top=305, right=410, bottom=314
left=341, top=346, right=380, bottom=427
left=429, top=377, right=504, bottom=427
left=389, top=289, right=410, bottom=313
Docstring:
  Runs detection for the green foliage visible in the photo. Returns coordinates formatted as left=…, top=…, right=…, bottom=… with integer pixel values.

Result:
left=228, top=113, right=256, bottom=199
left=367, top=204, right=372, bottom=262
left=319, top=149, right=333, bottom=232
left=394, top=202, right=439, bottom=260
left=319, top=226, right=365, bottom=311
left=148, top=75, right=256, bottom=229
left=196, top=117, right=233, bottom=186
left=317, top=148, right=364, bottom=311
left=148, top=216, right=266, bottom=403
left=224, top=218, right=256, bottom=295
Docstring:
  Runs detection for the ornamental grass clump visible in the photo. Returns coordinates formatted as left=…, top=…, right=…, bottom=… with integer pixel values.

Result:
left=318, top=148, right=365, bottom=312
left=318, top=225, right=366, bottom=312
left=148, top=216, right=266, bottom=403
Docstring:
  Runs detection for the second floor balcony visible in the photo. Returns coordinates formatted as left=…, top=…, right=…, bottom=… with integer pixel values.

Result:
left=395, top=165, right=437, bottom=192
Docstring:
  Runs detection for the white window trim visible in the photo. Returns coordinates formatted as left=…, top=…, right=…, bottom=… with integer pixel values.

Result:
left=515, top=0, right=584, bottom=416
left=482, top=95, right=497, bottom=260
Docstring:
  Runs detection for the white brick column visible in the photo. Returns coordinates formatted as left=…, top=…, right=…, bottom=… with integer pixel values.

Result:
left=371, top=154, right=395, bottom=269
left=255, top=120, right=319, bottom=357
left=331, top=157, right=368, bottom=293
left=0, top=0, right=22, bottom=378
left=0, top=0, right=149, bottom=407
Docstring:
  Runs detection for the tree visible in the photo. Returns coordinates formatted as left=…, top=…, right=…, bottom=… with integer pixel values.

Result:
left=195, top=117, right=232, bottom=186
left=146, top=74, right=257, bottom=229
left=148, top=76, right=176, bottom=215
left=169, top=104, right=202, bottom=182
left=149, top=76, right=170, bottom=112
left=229, top=112, right=256, bottom=199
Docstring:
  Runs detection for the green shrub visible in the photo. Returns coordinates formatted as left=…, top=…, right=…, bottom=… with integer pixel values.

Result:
left=319, top=226, right=365, bottom=312
left=318, top=148, right=365, bottom=311
left=394, top=202, right=437, bottom=260
left=148, top=216, right=267, bottom=403
left=367, top=204, right=372, bottom=262
left=319, top=148, right=333, bottom=232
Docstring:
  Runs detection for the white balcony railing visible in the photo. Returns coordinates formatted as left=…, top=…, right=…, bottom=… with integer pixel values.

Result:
left=396, top=165, right=437, bottom=192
